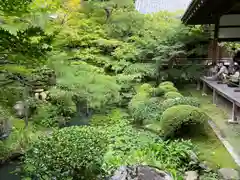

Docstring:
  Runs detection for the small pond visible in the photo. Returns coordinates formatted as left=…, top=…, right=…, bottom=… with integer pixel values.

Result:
left=0, top=161, right=21, bottom=180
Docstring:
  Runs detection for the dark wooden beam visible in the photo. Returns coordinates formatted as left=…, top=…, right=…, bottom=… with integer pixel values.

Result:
left=182, top=0, right=240, bottom=25
left=212, top=17, right=220, bottom=65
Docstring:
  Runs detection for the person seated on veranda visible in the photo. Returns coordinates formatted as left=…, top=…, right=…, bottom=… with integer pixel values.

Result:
left=227, top=66, right=240, bottom=87
left=204, top=62, right=228, bottom=81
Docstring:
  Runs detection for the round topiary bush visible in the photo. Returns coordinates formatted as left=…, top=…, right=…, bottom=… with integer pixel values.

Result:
left=160, top=97, right=201, bottom=115
left=158, top=85, right=178, bottom=94
left=23, top=126, right=109, bottom=179
left=159, top=81, right=174, bottom=87
left=138, top=83, right=153, bottom=94
left=164, top=92, right=183, bottom=99
left=160, top=105, right=208, bottom=138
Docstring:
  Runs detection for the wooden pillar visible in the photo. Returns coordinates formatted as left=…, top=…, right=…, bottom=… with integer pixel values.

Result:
left=202, top=81, right=207, bottom=95
left=213, top=89, right=217, bottom=104
left=228, top=102, right=239, bottom=123
left=212, top=18, right=220, bottom=65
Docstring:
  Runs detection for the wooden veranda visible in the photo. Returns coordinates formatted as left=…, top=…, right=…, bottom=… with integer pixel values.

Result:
left=181, top=0, right=240, bottom=122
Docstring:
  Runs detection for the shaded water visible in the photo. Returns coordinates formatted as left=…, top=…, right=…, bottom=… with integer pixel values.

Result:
left=0, top=161, right=21, bottom=180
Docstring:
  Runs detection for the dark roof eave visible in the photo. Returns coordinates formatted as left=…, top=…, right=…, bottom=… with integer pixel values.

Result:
left=181, top=0, right=200, bottom=24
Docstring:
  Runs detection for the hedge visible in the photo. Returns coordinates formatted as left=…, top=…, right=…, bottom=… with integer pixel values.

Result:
left=158, top=84, right=178, bottom=94
left=160, top=105, right=208, bottom=138
left=164, top=92, right=183, bottom=99
left=160, top=97, right=201, bottom=115
left=159, top=81, right=174, bottom=87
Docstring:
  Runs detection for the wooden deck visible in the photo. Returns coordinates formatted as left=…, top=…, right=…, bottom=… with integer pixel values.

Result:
left=200, top=77, right=240, bottom=122
left=200, top=78, right=240, bottom=106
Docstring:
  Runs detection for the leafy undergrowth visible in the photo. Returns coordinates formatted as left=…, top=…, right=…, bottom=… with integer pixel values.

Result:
left=180, top=87, right=238, bottom=169
left=0, top=118, right=49, bottom=162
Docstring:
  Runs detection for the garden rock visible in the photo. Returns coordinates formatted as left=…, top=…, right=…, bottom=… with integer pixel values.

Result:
left=13, top=101, right=26, bottom=118
left=218, top=168, right=239, bottom=180
left=184, top=171, right=198, bottom=180
left=189, top=150, right=199, bottom=163
left=110, top=165, right=173, bottom=180
left=199, top=161, right=211, bottom=172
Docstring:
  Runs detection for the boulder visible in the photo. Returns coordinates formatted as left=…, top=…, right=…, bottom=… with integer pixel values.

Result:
left=13, top=101, right=26, bottom=118
left=199, top=161, right=211, bottom=172
left=110, top=165, right=173, bottom=180
left=188, top=151, right=199, bottom=163
left=184, top=171, right=198, bottom=180
left=218, top=168, right=240, bottom=180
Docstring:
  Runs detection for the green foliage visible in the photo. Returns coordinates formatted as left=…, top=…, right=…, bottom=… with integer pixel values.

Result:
left=159, top=81, right=174, bottom=86
left=199, top=172, right=219, bottom=180
left=0, top=83, right=24, bottom=107
left=164, top=91, right=183, bottom=99
left=158, top=84, right=178, bottom=94
left=31, top=102, right=68, bottom=128
left=138, top=83, right=153, bottom=93
left=160, top=97, right=201, bottom=116
left=103, top=137, right=197, bottom=176
left=50, top=58, right=121, bottom=111
left=0, top=0, right=32, bottom=14
left=160, top=105, right=208, bottom=138
left=23, top=126, right=109, bottom=179
left=90, top=108, right=129, bottom=127
left=123, top=63, right=157, bottom=80
left=0, top=106, right=10, bottom=137
left=0, top=127, right=41, bottom=162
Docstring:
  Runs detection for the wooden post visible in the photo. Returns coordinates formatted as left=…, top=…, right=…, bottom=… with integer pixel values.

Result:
left=202, top=81, right=207, bottom=95
left=228, top=102, right=239, bottom=124
left=197, top=80, right=201, bottom=90
left=213, top=89, right=217, bottom=104
left=212, top=18, right=220, bottom=65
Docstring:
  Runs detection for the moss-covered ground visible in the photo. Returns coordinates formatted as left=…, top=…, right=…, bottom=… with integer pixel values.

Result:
left=181, top=87, right=238, bottom=169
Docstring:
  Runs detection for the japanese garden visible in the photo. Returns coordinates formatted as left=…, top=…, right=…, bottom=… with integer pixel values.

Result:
left=0, top=0, right=240, bottom=179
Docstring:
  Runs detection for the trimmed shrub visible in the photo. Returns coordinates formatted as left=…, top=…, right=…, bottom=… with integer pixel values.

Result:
left=159, top=81, right=174, bottom=87
left=164, top=92, right=183, bottom=99
left=152, top=87, right=165, bottom=97
left=160, top=97, right=201, bottom=115
left=129, top=91, right=160, bottom=124
left=138, top=83, right=153, bottom=94
left=23, top=126, right=108, bottom=179
left=160, top=105, right=208, bottom=138
left=158, top=85, right=178, bottom=94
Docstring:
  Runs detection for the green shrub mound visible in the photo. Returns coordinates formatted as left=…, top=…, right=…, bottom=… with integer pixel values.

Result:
left=23, top=126, right=108, bottom=179
left=164, top=92, right=183, bottom=99
left=160, top=105, right=208, bottom=138
left=158, top=85, right=178, bottom=94
left=160, top=97, right=201, bottom=115
left=152, top=87, right=165, bottom=97
left=129, top=92, right=160, bottom=124
left=138, top=83, right=153, bottom=93
left=159, top=81, right=174, bottom=87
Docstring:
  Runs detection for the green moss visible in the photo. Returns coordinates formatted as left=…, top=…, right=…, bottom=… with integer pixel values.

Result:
left=180, top=87, right=238, bottom=169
